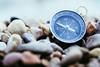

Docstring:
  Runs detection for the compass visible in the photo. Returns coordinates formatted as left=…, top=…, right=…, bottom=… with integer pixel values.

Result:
left=50, top=10, right=86, bottom=43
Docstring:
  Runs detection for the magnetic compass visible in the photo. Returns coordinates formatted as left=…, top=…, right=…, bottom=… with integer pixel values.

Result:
left=50, top=10, right=86, bottom=43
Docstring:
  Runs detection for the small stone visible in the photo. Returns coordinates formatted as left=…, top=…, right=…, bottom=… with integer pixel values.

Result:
left=50, top=51, right=62, bottom=59
left=85, top=34, right=100, bottom=49
left=80, top=47, right=89, bottom=54
left=87, top=58, right=100, bottom=67
left=50, top=43, right=63, bottom=52
left=86, top=21, right=96, bottom=35
left=7, top=19, right=28, bottom=35
left=0, top=32, right=4, bottom=40
left=90, top=48, right=100, bottom=56
left=21, top=51, right=41, bottom=64
left=1, top=33, right=10, bottom=43
left=29, top=27, right=44, bottom=39
left=39, top=22, right=50, bottom=35
left=48, top=57, right=61, bottom=67
left=61, top=45, right=83, bottom=65
left=41, top=59, right=49, bottom=67
left=0, top=42, right=6, bottom=51
left=5, top=34, right=22, bottom=53
left=96, top=20, right=100, bottom=33
left=22, top=32, right=36, bottom=43
left=17, top=41, right=53, bottom=54
left=3, top=52, right=22, bottom=66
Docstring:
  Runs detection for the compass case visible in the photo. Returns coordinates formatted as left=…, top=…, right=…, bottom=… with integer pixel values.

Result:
left=50, top=10, right=86, bottom=43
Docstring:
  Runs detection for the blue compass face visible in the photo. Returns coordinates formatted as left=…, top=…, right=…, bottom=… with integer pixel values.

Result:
left=50, top=10, right=86, bottom=43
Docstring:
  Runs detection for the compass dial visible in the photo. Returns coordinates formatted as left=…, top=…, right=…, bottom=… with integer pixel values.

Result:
left=51, top=10, right=86, bottom=43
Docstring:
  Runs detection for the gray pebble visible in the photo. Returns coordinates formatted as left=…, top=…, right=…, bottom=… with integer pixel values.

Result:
left=50, top=43, right=63, bottom=52
left=85, top=34, right=100, bottom=49
left=87, top=58, right=100, bottom=67
left=48, top=57, right=61, bottom=67
left=0, top=42, right=6, bottom=51
left=17, top=41, right=53, bottom=54
left=61, top=45, right=83, bottom=65
left=22, top=32, right=36, bottom=43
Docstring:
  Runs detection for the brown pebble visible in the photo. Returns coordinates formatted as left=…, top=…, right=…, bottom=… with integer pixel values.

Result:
left=21, top=51, right=41, bottom=64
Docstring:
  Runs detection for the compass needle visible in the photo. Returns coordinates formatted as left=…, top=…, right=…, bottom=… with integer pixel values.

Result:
left=57, top=23, right=66, bottom=28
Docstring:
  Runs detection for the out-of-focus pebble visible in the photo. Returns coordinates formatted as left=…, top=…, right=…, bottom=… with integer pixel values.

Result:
left=87, top=58, right=100, bottom=67
left=1, top=33, right=10, bottom=43
left=85, top=34, right=100, bottom=49
left=5, top=34, right=22, bottom=53
left=96, top=20, right=100, bottom=33
left=50, top=51, right=62, bottom=59
left=90, top=48, right=100, bottom=56
left=22, top=32, right=36, bottom=43
left=17, top=41, right=53, bottom=54
left=41, top=59, right=49, bottom=67
left=48, top=57, right=60, bottom=67
left=39, top=22, right=50, bottom=36
left=86, top=21, right=96, bottom=35
left=3, top=52, right=22, bottom=66
left=0, top=42, right=6, bottom=51
left=80, top=47, right=89, bottom=54
left=61, top=45, right=83, bottom=65
left=29, top=27, right=44, bottom=39
left=0, top=33, right=4, bottom=40
left=7, top=19, right=28, bottom=35
left=21, top=51, right=41, bottom=64
left=50, top=43, right=63, bottom=52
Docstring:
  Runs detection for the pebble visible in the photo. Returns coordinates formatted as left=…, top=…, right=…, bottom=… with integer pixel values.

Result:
left=85, top=34, right=100, bottom=49
left=3, top=52, right=23, bottom=66
left=22, top=32, right=36, bottom=43
left=86, top=21, right=96, bottom=35
left=50, top=51, right=62, bottom=59
left=29, top=27, right=44, bottom=39
left=39, top=22, right=50, bottom=35
left=7, top=19, right=28, bottom=35
left=5, top=34, right=22, bottom=53
left=87, top=58, right=100, bottom=67
left=41, top=59, right=49, bottom=67
left=96, top=20, right=100, bottom=33
left=17, top=41, right=54, bottom=54
left=0, top=42, right=6, bottom=51
left=50, top=43, right=63, bottom=52
left=48, top=57, right=61, bottom=67
left=21, top=51, right=41, bottom=64
left=1, top=33, right=10, bottom=43
left=90, top=48, right=100, bottom=56
left=61, top=45, right=83, bottom=65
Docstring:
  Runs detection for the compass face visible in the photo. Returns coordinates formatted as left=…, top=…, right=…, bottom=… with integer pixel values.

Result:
left=50, top=10, right=86, bottom=43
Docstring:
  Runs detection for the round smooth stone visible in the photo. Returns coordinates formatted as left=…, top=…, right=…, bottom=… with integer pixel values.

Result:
left=85, top=34, right=100, bottom=49
left=87, top=58, right=100, bottom=67
left=5, top=34, right=22, bottom=53
left=21, top=51, right=41, bottom=64
left=7, top=19, right=28, bottom=35
left=22, top=32, right=36, bottom=43
left=90, top=48, right=100, bottom=56
left=17, top=41, right=53, bottom=54
left=3, top=52, right=22, bottom=66
left=48, top=57, right=61, bottom=67
left=0, top=42, right=6, bottom=51
left=61, top=45, right=83, bottom=65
